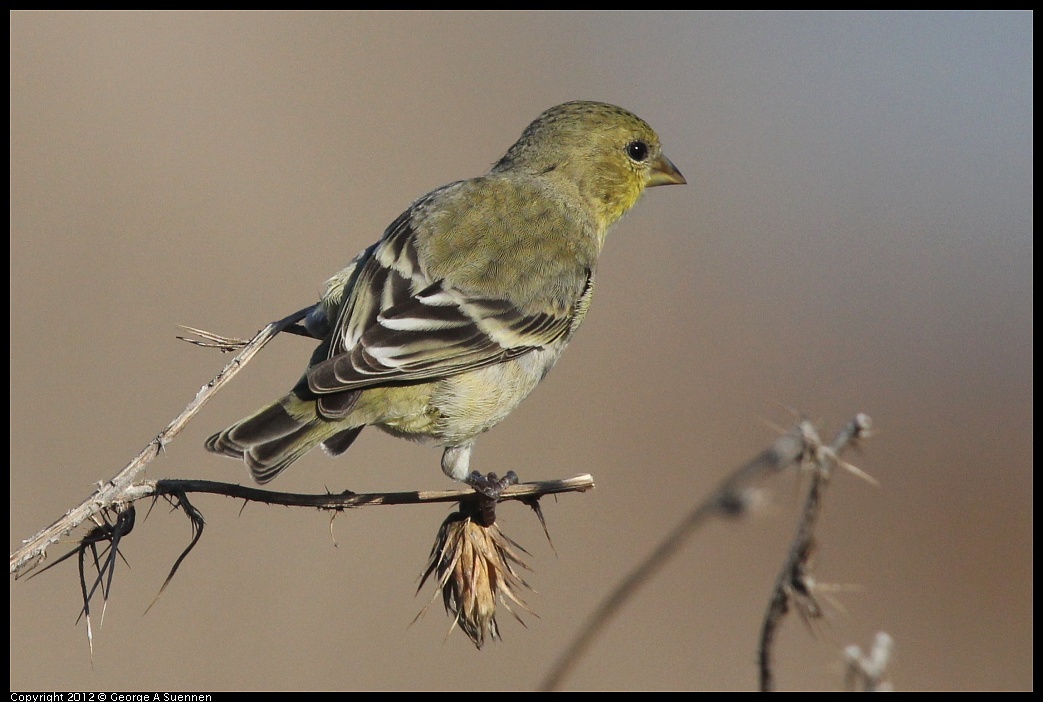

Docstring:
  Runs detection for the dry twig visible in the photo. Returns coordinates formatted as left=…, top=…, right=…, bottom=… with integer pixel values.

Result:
left=757, top=414, right=872, bottom=691
left=10, top=305, right=311, bottom=577
left=540, top=414, right=872, bottom=692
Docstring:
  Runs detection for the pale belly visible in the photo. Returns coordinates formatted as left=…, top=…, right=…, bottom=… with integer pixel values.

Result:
left=371, top=347, right=563, bottom=446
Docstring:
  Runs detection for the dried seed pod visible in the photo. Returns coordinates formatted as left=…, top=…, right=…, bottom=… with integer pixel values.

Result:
left=418, top=503, right=535, bottom=648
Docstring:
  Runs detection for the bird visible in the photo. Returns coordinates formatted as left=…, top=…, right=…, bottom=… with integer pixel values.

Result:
left=206, top=100, right=685, bottom=496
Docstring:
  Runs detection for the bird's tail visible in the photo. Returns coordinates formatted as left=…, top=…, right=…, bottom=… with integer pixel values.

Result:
left=205, top=392, right=363, bottom=484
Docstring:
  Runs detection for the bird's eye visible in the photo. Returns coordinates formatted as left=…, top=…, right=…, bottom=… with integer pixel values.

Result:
left=626, top=140, right=649, bottom=162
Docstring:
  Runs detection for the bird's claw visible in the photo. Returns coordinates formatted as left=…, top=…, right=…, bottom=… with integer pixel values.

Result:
left=466, top=471, right=519, bottom=526
left=467, top=470, right=519, bottom=499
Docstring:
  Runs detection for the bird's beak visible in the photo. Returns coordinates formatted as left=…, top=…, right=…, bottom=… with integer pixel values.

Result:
left=647, top=154, right=686, bottom=187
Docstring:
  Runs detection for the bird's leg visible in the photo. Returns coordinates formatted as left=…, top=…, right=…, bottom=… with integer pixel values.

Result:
left=441, top=444, right=475, bottom=482
left=442, top=445, right=518, bottom=526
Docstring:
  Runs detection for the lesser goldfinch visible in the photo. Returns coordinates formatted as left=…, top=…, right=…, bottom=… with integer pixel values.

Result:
left=206, top=101, right=685, bottom=493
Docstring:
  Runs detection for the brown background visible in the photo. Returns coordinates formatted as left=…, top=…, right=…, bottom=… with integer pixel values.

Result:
left=10, top=12, right=1032, bottom=691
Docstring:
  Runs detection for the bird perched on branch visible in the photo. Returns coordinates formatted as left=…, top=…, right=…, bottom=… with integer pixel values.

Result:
left=206, top=101, right=685, bottom=497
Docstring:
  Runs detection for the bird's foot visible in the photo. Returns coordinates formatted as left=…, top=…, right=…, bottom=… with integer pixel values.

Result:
left=466, top=471, right=519, bottom=526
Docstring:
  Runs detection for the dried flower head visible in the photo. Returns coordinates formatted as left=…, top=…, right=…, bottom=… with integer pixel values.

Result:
left=418, top=505, right=535, bottom=648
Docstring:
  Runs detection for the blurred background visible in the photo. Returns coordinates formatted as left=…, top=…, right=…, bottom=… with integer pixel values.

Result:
left=10, top=11, right=1031, bottom=691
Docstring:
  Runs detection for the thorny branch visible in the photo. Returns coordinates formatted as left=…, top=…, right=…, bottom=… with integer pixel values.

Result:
left=540, top=414, right=873, bottom=692
left=23, top=474, right=591, bottom=658
left=758, top=414, right=873, bottom=692
left=120, top=474, right=594, bottom=509
left=9, top=306, right=315, bottom=577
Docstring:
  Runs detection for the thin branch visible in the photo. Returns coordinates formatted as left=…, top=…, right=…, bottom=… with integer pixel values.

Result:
left=122, top=474, right=596, bottom=509
left=26, top=471, right=593, bottom=654
left=9, top=306, right=314, bottom=576
left=758, top=413, right=872, bottom=692
left=539, top=418, right=837, bottom=692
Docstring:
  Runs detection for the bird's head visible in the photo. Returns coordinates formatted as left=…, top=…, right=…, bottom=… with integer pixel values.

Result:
left=493, top=101, right=685, bottom=228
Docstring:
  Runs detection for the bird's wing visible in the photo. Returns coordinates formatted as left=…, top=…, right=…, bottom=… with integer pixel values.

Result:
left=309, top=278, right=572, bottom=394
left=308, top=188, right=584, bottom=402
